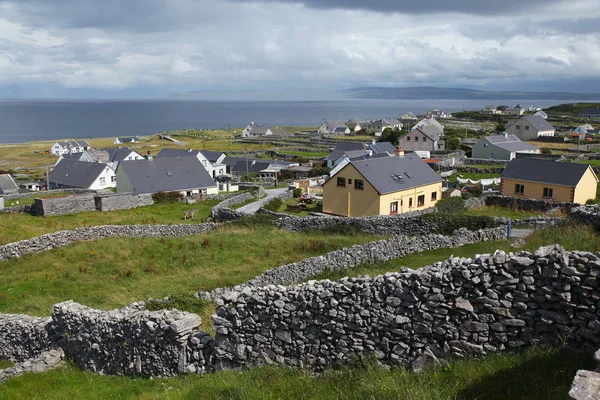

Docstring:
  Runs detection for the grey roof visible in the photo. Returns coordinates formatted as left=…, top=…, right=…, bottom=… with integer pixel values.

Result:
left=103, top=147, right=139, bottom=162
left=117, top=157, right=216, bottom=195
left=326, top=142, right=367, bottom=161
left=58, top=152, right=85, bottom=161
left=401, top=112, right=417, bottom=119
left=324, top=120, right=348, bottom=130
left=578, top=108, right=600, bottom=115
left=221, top=156, right=255, bottom=167
left=523, top=115, right=554, bottom=131
left=231, top=160, right=273, bottom=174
left=333, top=126, right=348, bottom=133
left=342, top=154, right=442, bottom=195
left=415, top=125, right=442, bottom=141
left=0, top=174, right=18, bottom=192
left=483, top=135, right=539, bottom=152
left=87, top=149, right=110, bottom=163
left=412, top=118, right=444, bottom=133
left=349, top=152, right=392, bottom=162
left=117, top=136, right=139, bottom=143
left=49, top=160, right=108, bottom=188
left=156, top=148, right=199, bottom=159
left=199, top=150, right=225, bottom=163
left=58, top=139, right=90, bottom=148
left=501, top=158, right=594, bottom=187
left=0, top=187, right=4, bottom=195
left=370, top=141, right=396, bottom=154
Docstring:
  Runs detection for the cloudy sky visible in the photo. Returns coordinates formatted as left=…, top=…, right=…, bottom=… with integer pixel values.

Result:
left=0, top=0, right=599, bottom=98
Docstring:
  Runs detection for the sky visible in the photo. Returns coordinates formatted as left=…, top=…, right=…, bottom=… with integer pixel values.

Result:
left=0, top=0, right=599, bottom=98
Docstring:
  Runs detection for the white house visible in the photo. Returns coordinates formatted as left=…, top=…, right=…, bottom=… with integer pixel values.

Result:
left=318, top=120, right=350, bottom=135
left=364, top=119, right=403, bottom=137
left=426, top=109, right=453, bottom=119
left=156, top=148, right=227, bottom=180
left=482, top=105, right=502, bottom=115
left=411, top=118, right=444, bottom=133
left=533, top=110, right=548, bottom=119
left=49, top=159, right=116, bottom=190
left=241, top=123, right=287, bottom=138
left=504, top=104, right=525, bottom=116
left=114, top=136, right=140, bottom=144
left=471, top=134, right=541, bottom=160
left=505, top=116, right=555, bottom=141
left=51, top=140, right=91, bottom=156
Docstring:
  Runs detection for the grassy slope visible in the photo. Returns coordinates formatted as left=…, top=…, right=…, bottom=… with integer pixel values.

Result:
left=463, top=206, right=542, bottom=219
left=0, top=346, right=591, bottom=400
left=0, top=200, right=220, bottom=244
left=0, top=225, right=384, bottom=316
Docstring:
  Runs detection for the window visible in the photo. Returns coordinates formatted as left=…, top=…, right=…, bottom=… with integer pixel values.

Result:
left=515, top=183, right=524, bottom=195
left=406, top=136, right=411, bottom=142
left=111, top=176, right=116, bottom=182
left=354, top=179, right=364, bottom=190
left=408, top=197, right=413, bottom=208
left=348, top=179, right=352, bottom=184
left=516, top=125, right=520, bottom=130
left=390, top=201, right=398, bottom=214
left=431, top=191, right=437, bottom=201
left=525, top=126, right=530, bottom=131
left=543, top=187, right=553, bottom=198
left=417, top=195, right=425, bottom=207
left=337, top=177, right=346, bottom=186
left=490, top=152, right=494, bottom=159
left=99, top=177, right=106, bottom=185
left=422, top=137, right=426, bottom=142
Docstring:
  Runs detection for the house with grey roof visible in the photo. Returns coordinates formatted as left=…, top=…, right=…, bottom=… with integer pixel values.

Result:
left=505, top=115, right=555, bottom=140
left=500, top=158, right=598, bottom=204
left=361, top=118, right=403, bottom=137
left=399, top=124, right=445, bottom=152
left=426, top=109, right=452, bottom=119
left=49, top=159, right=116, bottom=190
left=325, top=142, right=368, bottom=168
left=578, top=108, right=600, bottom=120
left=318, top=120, right=350, bottom=136
left=156, top=148, right=227, bottom=179
left=323, top=154, right=442, bottom=217
left=241, top=122, right=287, bottom=138
left=504, top=104, right=525, bottom=116
left=0, top=174, right=19, bottom=194
left=472, top=134, right=540, bottom=160
left=51, top=140, right=91, bottom=156
left=114, top=136, right=140, bottom=144
left=400, top=112, right=418, bottom=121
left=411, top=118, right=444, bottom=133
left=115, top=157, right=217, bottom=196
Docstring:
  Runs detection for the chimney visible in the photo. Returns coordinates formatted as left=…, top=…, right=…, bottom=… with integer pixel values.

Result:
left=372, top=139, right=376, bottom=145
left=503, top=132, right=508, bottom=137
left=368, top=149, right=373, bottom=157
left=145, top=150, right=153, bottom=160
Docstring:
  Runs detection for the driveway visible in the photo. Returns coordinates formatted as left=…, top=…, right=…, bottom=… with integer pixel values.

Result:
left=237, top=187, right=289, bottom=214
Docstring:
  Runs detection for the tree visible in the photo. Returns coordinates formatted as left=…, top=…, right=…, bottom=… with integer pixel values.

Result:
left=379, top=128, right=403, bottom=146
left=496, top=121, right=506, bottom=132
left=446, top=137, right=461, bottom=150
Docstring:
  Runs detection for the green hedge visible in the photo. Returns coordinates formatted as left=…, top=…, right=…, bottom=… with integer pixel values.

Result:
left=263, top=197, right=283, bottom=212
left=435, top=197, right=466, bottom=213
left=421, top=213, right=499, bottom=235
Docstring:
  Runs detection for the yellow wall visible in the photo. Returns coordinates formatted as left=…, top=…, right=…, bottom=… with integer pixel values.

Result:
left=378, top=182, right=442, bottom=215
left=501, top=178, right=573, bottom=202
left=322, top=164, right=380, bottom=217
left=323, top=164, right=442, bottom=217
left=574, top=168, right=599, bottom=204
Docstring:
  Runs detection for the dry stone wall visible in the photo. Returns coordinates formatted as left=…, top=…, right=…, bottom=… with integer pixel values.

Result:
left=485, top=195, right=576, bottom=212
left=0, top=313, right=53, bottom=361
left=211, top=192, right=255, bottom=220
left=0, top=349, right=64, bottom=382
left=94, top=193, right=154, bottom=211
left=31, top=194, right=97, bottom=216
left=213, top=245, right=600, bottom=370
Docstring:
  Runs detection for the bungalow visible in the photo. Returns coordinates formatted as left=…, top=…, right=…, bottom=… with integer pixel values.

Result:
left=114, top=136, right=140, bottom=144
left=472, top=134, right=540, bottom=160
left=367, top=119, right=403, bottom=137
left=318, top=120, right=350, bottom=136
left=0, top=174, right=19, bottom=194
left=325, top=142, right=368, bottom=168
left=400, top=112, right=418, bottom=122
left=56, top=151, right=94, bottom=165
left=115, top=157, right=217, bottom=196
left=504, top=104, right=525, bottom=116
left=533, top=110, right=548, bottom=119
left=51, top=140, right=91, bottom=156
left=241, top=122, right=287, bottom=137
left=578, top=108, right=600, bottom=120
left=505, top=115, right=555, bottom=141
left=323, top=154, right=442, bottom=217
left=426, top=109, right=452, bottom=119
left=398, top=125, right=445, bottom=152
left=411, top=118, right=444, bottom=133
left=482, top=105, right=502, bottom=115
left=49, top=159, right=116, bottom=190
left=156, top=148, right=227, bottom=179
left=500, top=158, right=598, bottom=204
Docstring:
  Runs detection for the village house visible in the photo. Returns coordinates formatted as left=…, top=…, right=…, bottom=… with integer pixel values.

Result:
left=482, top=105, right=502, bottom=115
left=0, top=174, right=19, bottom=194
left=578, top=108, right=600, bottom=120
left=115, top=157, right=218, bottom=196
left=398, top=124, right=445, bottom=152
left=400, top=112, right=418, bottom=122
left=426, top=109, right=453, bottom=119
left=325, top=142, right=368, bottom=168
left=114, top=136, right=140, bottom=144
left=49, top=159, right=116, bottom=190
left=318, top=120, right=350, bottom=135
left=323, top=154, right=442, bottom=217
left=51, top=140, right=91, bottom=156
left=156, top=148, right=227, bottom=179
left=411, top=118, right=444, bottom=133
left=367, top=119, right=403, bottom=137
left=471, top=134, right=540, bottom=160
left=504, top=104, right=525, bottom=116
left=500, top=158, right=598, bottom=204
left=505, top=115, right=555, bottom=141
left=241, top=122, right=286, bottom=138
left=534, top=110, right=548, bottom=119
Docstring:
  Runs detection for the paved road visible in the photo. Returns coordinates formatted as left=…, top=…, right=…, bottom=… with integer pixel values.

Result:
left=510, top=228, right=534, bottom=239
left=237, top=188, right=289, bottom=214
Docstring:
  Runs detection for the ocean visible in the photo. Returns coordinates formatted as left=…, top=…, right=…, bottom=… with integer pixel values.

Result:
left=0, top=98, right=589, bottom=144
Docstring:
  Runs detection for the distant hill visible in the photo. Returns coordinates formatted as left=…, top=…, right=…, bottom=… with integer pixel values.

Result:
left=543, top=102, right=600, bottom=116
left=344, top=87, right=600, bottom=100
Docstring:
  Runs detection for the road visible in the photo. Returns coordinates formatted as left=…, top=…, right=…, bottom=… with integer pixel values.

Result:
left=237, top=187, right=289, bottom=214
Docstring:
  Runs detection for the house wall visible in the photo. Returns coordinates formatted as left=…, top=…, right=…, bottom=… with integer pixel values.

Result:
left=88, top=166, right=116, bottom=190
left=507, top=118, right=555, bottom=141
left=573, top=168, right=598, bottom=204
left=322, top=164, right=380, bottom=217
left=471, top=140, right=513, bottom=160
left=115, top=167, right=135, bottom=194
left=0, top=197, right=4, bottom=210
left=500, top=178, right=574, bottom=203
left=378, top=182, right=442, bottom=215
left=398, top=129, right=438, bottom=151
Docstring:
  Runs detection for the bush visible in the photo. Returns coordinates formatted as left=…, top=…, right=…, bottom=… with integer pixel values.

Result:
left=421, top=213, right=499, bottom=235
left=293, top=188, right=302, bottom=198
left=446, top=137, right=461, bottom=150
left=436, top=197, right=466, bottom=213
left=152, top=191, right=183, bottom=204
left=541, top=148, right=552, bottom=154
left=263, top=197, right=283, bottom=212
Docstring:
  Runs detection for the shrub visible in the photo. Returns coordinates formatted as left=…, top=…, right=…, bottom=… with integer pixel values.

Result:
left=152, top=191, right=183, bottom=204
left=436, top=197, right=466, bottom=213
left=421, top=213, right=499, bottom=235
left=263, top=197, right=283, bottom=212
left=293, top=188, right=303, bottom=198
left=541, top=148, right=552, bottom=154
left=446, top=137, right=461, bottom=150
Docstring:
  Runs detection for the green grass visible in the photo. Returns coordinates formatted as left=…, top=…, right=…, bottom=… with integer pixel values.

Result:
left=276, top=197, right=322, bottom=216
left=463, top=206, right=542, bottom=219
left=0, top=200, right=220, bottom=244
left=3, top=192, right=73, bottom=207
left=0, top=360, right=14, bottom=369
left=576, top=159, right=600, bottom=167
left=0, top=346, right=591, bottom=399
left=278, top=150, right=329, bottom=158
left=0, top=225, right=384, bottom=316
left=524, top=223, right=600, bottom=253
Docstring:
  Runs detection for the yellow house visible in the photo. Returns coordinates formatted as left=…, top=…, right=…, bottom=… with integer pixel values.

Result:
left=322, top=154, right=443, bottom=217
left=500, top=158, right=599, bottom=204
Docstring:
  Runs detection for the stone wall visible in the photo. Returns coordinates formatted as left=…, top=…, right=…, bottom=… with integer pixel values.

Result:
left=200, top=227, right=507, bottom=299
left=464, top=159, right=508, bottom=165
left=213, top=245, right=600, bottom=370
left=0, top=223, right=219, bottom=261
left=94, top=193, right=154, bottom=211
left=0, top=313, right=53, bottom=361
left=210, top=192, right=255, bottom=220
left=3, top=189, right=95, bottom=201
left=569, top=348, right=600, bottom=399
left=31, top=194, right=97, bottom=216
left=53, top=301, right=214, bottom=377
left=570, top=205, right=600, bottom=230
left=485, top=195, right=576, bottom=212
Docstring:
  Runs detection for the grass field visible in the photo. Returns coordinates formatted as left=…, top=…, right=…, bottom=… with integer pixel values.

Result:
left=278, top=150, right=329, bottom=158
left=463, top=206, right=542, bottom=219
left=0, top=200, right=221, bottom=244
left=0, top=225, right=384, bottom=316
left=0, top=346, right=590, bottom=399
left=3, top=191, right=75, bottom=207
